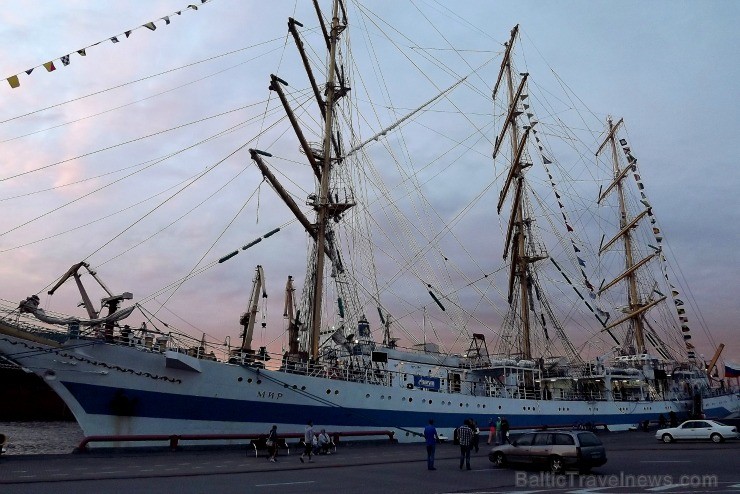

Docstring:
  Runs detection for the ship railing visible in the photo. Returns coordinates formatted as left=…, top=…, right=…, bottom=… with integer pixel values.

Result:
left=77, top=430, right=396, bottom=451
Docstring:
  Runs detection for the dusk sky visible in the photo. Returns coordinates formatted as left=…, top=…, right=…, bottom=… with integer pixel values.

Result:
left=1, top=1, right=737, bottom=369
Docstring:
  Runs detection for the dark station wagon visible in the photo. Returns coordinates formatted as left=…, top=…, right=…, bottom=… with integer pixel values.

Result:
left=489, top=430, right=607, bottom=474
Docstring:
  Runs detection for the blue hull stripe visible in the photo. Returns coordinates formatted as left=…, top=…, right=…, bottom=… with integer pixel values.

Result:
left=61, top=381, right=730, bottom=430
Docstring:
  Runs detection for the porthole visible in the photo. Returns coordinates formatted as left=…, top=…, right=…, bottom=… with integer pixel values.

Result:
left=366, top=394, right=370, bottom=398
left=334, top=390, right=339, bottom=395
left=326, top=389, right=331, bottom=394
left=237, top=377, right=243, bottom=382
left=256, top=380, right=262, bottom=384
left=429, top=400, right=432, bottom=404
left=301, top=386, right=306, bottom=391
left=247, top=378, right=253, bottom=383
left=409, top=398, right=413, bottom=403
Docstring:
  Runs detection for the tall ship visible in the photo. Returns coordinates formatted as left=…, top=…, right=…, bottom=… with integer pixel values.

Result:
left=0, top=1, right=737, bottom=446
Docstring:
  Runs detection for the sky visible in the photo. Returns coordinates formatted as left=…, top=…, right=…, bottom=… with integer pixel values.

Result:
left=0, top=1, right=738, bottom=369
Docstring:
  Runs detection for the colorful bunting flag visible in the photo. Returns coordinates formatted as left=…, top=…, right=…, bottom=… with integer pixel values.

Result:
left=4, top=0, right=212, bottom=91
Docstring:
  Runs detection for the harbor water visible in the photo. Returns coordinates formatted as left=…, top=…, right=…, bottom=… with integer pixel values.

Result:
left=0, top=421, right=83, bottom=455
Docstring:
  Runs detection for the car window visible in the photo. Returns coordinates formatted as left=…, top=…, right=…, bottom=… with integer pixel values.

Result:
left=514, top=434, right=534, bottom=446
left=695, top=421, right=711, bottom=428
left=554, top=433, right=575, bottom=445
left=576, top=432, right=602, bottom=446
left=533, top=433, right=552, bottom=446
left=681, top=422, right=695, bottom=429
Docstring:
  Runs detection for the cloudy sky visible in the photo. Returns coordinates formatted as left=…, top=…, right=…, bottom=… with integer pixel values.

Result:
left=0, top=1, right=737, bottom=367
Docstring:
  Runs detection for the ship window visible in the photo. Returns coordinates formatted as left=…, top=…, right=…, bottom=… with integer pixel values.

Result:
left=429, top=400, right=432, bottom=404
left=408, top=398, right=413, bottom=402
left=256, top=380, right=262, bottom=384
left=248, top=378, right=253, bottom=383
left=366, top=394, right=370, bottom=398
left=238, top=377, right=243, bottom=382
left=326, top=389, right=331, bottom=394
left=334, top=390, right=339, bottom=395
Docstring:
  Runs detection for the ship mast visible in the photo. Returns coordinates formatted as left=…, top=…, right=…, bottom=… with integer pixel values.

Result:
left=309, top=0, right=342, bottom=360
left=596, top=117, right=663, bottom=355
left=493, top=25, right=545, bottom=360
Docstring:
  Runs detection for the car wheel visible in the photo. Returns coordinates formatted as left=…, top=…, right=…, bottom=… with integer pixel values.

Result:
left=549, top=456, right=564, bottom=474
left=661, top=434, right=673, bottom=443
left=710, top=433, right=723, bottom=444
left=492, top=451, right=506, bottom=467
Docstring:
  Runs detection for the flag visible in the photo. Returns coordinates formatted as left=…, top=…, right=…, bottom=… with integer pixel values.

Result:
left=25, top=68, right=34, bottom=75
left=111, top=36, right=119, bottom=43
left=188, top=3, right=199, bottom=9
left=43, top=61, right=56, bottom=72
left=577, top=257, right=586, bottom=267
left=619, top=139, right=627, bottom=146
left=163, top=16, right=171, bottom=25
left=543, top=156, right=552, bottom=164
left=61, top=55, right=70, bottom=66
left=125, top=30, right=132, bottom=38
left=144, top=22, right=157, bottom=31
left=725, top=363, right=740, bottom=378
left=77, top=49, right=86, bottom=56
left=6, top=75, right=20, bottom=88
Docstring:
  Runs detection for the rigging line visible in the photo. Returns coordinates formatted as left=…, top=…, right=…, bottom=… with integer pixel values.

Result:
left=137, top=217, right=299, bottom=304
left=95, top=165, right=256, bottom=269
left=80, top=140, right=251, bottom=264
left=0, top=34, right=287, bottom=125
left=0, top=170, right=195, bottom=254
left=344, top=74, right=468, bottom=157
left=0, top=48, right=284, bottom=145
left=1, top=117, right=248, bottom=243
left=150, top=181, right=261, bottom=317
left=0, top=100, right=265, bottom=183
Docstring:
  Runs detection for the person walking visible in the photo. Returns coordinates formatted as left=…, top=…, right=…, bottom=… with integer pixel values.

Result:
left=267, top=424, right=278, bottom=462
left=500, top=416, right=510, bottom=444
left=457, top=419, right=473, bottom=470
left=487, top=417, right=496, bottom=445
left=495, top=416, right=502, bottom=445
left=300, top=420, right=314, bottom=463
left=423, top=419, right=439, bottom=470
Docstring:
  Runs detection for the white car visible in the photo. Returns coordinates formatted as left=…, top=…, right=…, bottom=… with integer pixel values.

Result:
left=656, top=419, right=738, bottom=443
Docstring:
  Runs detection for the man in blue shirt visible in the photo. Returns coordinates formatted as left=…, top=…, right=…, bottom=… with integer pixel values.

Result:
left=423, top=419, right=439, bottom=470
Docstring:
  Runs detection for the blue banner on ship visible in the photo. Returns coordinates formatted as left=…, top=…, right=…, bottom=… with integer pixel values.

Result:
left=414, top=375, right=440, bottom=390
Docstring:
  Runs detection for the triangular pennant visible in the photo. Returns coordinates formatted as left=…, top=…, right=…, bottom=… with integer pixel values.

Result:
left=6, top=75, right=20, bottom=88
left=144, top=22, right=157, bottom=31
left=188, top=4, right=199, bottom=10
left=25, top=68, right=34, bottom=75
left=111, top=36, right=120, bottom=43
left=163, top=16, right=171, bottom=25
left=61, top=55, right=70, bottom=66
left=573, top=244, right=580, bottom=253
left=543, top=156, right=552, bottom=164
left=43, top=61, right=56, bottom=72
left=566, top=224, right=574, bottom=232
left=674, top=299, right=684, bottom=306
left=77, top=48, right=87, bottom=56
left=125, top=30, right=132, bottom=38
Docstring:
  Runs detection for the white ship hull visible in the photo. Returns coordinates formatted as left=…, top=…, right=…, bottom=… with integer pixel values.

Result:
left=2, top=332, right=737, bottom=447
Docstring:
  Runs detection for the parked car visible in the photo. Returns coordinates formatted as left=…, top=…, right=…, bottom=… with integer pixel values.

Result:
left=655, top=419, right=738, bottom=443
left=488, top=430, right=606, bottom=474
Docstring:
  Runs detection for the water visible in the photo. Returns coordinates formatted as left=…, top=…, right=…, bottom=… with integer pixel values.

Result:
left=0, top=421, right=83, bottom=455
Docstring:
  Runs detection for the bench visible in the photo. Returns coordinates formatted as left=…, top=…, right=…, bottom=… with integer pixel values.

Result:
left=249, top=436, right=290, bottom=457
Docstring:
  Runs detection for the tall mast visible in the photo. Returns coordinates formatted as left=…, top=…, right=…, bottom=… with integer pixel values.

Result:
left=494, top=25, right=543, bottom=360
left=309, top=0, right=343, bottom=360
left=596, top=117, right=654, bottom=354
